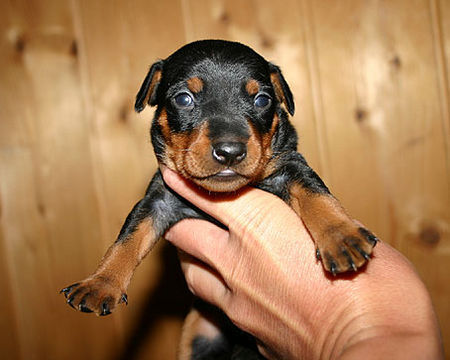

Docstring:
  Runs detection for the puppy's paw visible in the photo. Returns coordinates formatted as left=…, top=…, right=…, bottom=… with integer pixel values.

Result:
left=60, top=276, right=128, bottom=316
left=316, top=223, right=378, bottom=276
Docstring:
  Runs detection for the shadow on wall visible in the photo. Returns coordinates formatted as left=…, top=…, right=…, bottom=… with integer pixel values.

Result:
left=117, top=243, right=192, bottom=360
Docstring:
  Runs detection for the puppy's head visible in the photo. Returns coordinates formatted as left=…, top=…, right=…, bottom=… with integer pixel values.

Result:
left=135, top=40, right=295, bottom=192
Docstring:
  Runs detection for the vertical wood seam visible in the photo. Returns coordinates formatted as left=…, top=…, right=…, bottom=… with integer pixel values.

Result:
left=0, top=188, right=24, bottom=360
left=298, top=0, right=332, bottom=183
left=69, top=0, right=109, bottom=252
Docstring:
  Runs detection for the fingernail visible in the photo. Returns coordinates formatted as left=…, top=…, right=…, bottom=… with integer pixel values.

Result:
left=160, top=165, right=177, bottom=184
left=164, top=228, right=173, bottom=241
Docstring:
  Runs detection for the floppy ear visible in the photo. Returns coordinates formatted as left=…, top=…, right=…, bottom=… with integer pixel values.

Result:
left=269, top=63, right=295, bottom=116
left=135, top=60, right=164, bottom=113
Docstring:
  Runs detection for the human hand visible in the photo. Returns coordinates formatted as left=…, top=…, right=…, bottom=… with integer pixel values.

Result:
left=162, top=167, right=443, bottom=359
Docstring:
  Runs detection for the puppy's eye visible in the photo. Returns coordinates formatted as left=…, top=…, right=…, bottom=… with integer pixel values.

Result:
left=174, top=93, right=194, bottom=107
left=254, top=94, right=271, bottom=108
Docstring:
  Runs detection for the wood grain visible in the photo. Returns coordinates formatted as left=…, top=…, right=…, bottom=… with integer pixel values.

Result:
left=0, top=0, right=449, bottom=358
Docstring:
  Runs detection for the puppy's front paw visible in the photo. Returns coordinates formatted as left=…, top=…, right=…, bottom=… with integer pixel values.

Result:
left=60, top=276, right=128, bottom=316
left=316, top=224, right=378, bottom=276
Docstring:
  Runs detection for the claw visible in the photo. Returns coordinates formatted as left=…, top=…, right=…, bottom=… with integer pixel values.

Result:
left=67, top=298, right=75, bottom=309
left=67, top=296, right=76, bottom=309
left=359, top=228, right=379, bottom=247
left=78, top=298, right=93, bottom=313
left=67, top=288, right=82, bottom=309
left=328, top=258, right=338, bottom=276
left=330, top=263, right=337, bottom=276
left=100, top=301, right=111, bottom=316
left=80, top=305, right=93, bottom=313
left=342, top=249, right=357, bottom=272
left=353, top=243, right=371, bottom=261
left=121, top=294, right=128, bottom=305
left=60, top=283, right=79, bottom=298
left=316, top=248, right=321, bottom=261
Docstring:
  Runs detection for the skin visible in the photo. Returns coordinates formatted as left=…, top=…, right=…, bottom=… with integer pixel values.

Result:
left=161, top=167, right=444, bottom=360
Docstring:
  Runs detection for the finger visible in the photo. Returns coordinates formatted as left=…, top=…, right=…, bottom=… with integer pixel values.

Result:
left=178, top=250, right=231, bottom=308
left=165, top=218, right=229, bottom=270
left=161, top=167, right=285, bottom=230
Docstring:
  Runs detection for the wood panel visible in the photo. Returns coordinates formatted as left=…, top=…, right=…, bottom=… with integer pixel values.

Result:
left=307, top=1, right=450, bottom=354
left=0, top=1, right=118, bottom=359
left=0, top=0, right=449, bottom=359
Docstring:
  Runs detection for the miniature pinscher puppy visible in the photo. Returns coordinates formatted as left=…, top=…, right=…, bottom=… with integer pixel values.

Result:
left=61, top=40, right=378, bottom=359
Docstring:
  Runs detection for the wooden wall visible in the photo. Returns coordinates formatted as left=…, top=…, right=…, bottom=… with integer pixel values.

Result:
left=0, top=0, right=449, bottom=359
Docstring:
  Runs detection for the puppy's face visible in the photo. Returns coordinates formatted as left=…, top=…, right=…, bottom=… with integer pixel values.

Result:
left=135, top=40, right=294, bottom=192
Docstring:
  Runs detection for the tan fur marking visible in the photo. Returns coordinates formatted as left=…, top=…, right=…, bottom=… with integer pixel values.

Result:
left=288, top=184, right=374, bottom=272
left=261, top=113, right=279, bottom=150
left=245, top=122, right=265, bottom=172
left=245, top=79, right=260, bottom=96
left=270, top=72, right=287, bottom=109
left=187, top=77, right=204, bottom=93
left=289, top=184, right=348, bottom=228
left=248, top=114, right=281, bottom=181
left=95, top=219, right=156, bottom=289
left=257, top=114, right=280, bottom=179
left=182, top=122, right=212, bottom=176
left=163, top=122, right=207, bottom=176
left=143, top=70, right=162, bottom=106
left=158, top=108, right=172, bottom=141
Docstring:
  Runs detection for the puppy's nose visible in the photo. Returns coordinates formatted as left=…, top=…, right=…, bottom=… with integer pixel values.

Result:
left=212, top=142, right=247, bottom=166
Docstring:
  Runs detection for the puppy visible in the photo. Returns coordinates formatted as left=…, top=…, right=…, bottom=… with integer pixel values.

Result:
left=61, top=40, right=377, bottom=359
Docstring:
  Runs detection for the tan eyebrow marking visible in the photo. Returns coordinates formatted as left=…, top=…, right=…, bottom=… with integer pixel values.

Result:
left=245, top=79, right=260, bottom=96
left=187, top=77, right=204, bottom=93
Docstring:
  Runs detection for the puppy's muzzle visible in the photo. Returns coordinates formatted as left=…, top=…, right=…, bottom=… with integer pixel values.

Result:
left=212, top=141, right=247, bottom=166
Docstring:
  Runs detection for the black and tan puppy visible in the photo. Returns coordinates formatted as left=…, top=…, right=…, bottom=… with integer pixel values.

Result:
left=61, top=40, right=377, bottom=359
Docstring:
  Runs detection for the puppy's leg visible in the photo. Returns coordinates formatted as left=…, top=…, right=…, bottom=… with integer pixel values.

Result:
left=289, top=184, right=377, bottom=275
left=290, top=157, right=377, bottom=275
left=61, top=170, right=202, bottom=315
left=260, top=153, right=378, bottom=275
left=60, top=197, right=158, bottom=315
